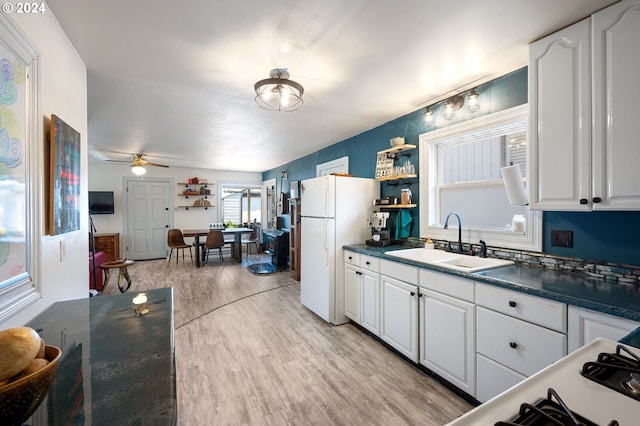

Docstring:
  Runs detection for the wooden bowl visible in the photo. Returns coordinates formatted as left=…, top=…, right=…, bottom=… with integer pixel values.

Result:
left=0, top=345, right=62, bottom=424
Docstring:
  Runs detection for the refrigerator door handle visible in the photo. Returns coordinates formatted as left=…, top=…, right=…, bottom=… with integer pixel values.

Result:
left=325, top=185, right=329, bottom=217
left=323, top=219, right=329, bottom=265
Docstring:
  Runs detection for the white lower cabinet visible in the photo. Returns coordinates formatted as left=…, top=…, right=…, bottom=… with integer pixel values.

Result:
left=344, top=252, right=381, bottom=335
left=475, top=284, right=567, bottom=402
left=568, top=306, right=640, bottom=353
left=361, top=269, right=380, bottom=335
left=344, top=263, right=362, bottom=324
left=420, top=289, right=476, bottom=396
left=476, top=354, right=526, bottom=403
left=381, top=274, right=419, bottom=362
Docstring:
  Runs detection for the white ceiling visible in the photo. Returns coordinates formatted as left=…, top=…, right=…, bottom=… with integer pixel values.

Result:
left=47, top=0, right=617, bottom=173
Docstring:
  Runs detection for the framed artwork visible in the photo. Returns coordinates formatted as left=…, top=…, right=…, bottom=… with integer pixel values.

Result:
left=0, top=14, right=39, bottom=322
left=48, top=114, right=81, bottom=235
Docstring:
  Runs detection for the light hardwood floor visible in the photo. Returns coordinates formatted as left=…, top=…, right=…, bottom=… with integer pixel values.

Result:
left=103, top=254, right=473, bottom=425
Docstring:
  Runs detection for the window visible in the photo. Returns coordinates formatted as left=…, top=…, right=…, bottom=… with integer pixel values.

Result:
left=219, top=183, right=262, bottom=226
left=419, top=105, right=541, bottom=251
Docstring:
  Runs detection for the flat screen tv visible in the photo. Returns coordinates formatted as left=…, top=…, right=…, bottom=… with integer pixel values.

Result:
left=89, top=191, right=115, bottom=214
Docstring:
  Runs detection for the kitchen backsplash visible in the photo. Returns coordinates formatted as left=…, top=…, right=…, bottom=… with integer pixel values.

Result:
left=428, top=239, right=640, bottom=286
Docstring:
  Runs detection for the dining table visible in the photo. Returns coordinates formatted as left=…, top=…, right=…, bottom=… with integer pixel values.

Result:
left=183, top=227, right=253, bottom=266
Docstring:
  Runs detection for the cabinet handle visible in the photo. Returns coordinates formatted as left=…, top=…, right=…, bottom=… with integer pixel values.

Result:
left=508, top=301, right=517, bottom=308
left=592, top=197, right=602, bottom=203
left=579, top=198, right=588, bottom=205
left=418, top=293, right=423, bottom=298
left=348, top=256, right=352, bottom=260
left=410, top=291, right=415, bottom=296
left=365, top=261, right=370, bottom=265
left=509, top=341, right=518, bottom=349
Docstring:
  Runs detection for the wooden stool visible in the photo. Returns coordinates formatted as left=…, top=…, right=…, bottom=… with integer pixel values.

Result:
left=99, top=259, right=135, bottom=293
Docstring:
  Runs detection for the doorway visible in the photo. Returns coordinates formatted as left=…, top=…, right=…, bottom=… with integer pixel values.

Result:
left=123, top=178, right=173, bottom=260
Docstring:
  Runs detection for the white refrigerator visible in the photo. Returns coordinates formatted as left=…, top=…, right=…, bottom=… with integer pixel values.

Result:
left=300, top=175, right=379, bottom=324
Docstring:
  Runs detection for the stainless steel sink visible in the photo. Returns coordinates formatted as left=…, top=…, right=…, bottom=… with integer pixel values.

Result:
left=385, top=248, right=513, bottom=272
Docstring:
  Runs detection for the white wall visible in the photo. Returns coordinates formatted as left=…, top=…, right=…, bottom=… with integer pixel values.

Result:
left=3, top=11, right=89, bottom=326
left=89, top=162, right=261, bottom=254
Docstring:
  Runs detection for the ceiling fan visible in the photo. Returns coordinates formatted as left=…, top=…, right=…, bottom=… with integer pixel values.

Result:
left=106, top=153, right=170, bottom=175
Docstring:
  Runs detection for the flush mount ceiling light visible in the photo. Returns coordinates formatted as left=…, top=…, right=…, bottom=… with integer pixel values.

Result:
left=254, top=68, right=304, bottom=112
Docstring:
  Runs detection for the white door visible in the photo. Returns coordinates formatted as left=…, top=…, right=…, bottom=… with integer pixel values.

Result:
left=344, top=264, right=361, bottom=323
left=380, top=275, right=419, bottom=362
left=301, top=175, right=335, bottom=218
left=528, top=18, right=591, bottom=210
left=361, top=270, right=380, bottom=336
left=420, top=289, right=476, bottom=396
left=125, top=179, right=172, bottom=260
left=300, top=216, right=335, bottom=322
left=592, top=0, right=640, bottom=210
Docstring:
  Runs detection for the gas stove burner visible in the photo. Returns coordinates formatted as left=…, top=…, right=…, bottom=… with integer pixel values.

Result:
left=624, top=372, right=640, bottom=394
left=494, top=388, right=619, bottom=426
left=582, top=344, right=640, bottom=402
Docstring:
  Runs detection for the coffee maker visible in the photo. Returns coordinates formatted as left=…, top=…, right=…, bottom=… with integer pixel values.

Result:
left=366, top=212, right=394, bottom=247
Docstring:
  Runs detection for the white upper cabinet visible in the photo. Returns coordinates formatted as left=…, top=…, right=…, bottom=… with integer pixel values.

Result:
left=591, top=0, right=640, bottom=210
left=529, top=0, right=640, bottom=211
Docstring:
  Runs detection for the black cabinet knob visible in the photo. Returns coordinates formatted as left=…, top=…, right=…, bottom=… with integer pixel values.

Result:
left=509, top=341, right=518, bottom=349
left=418, top=293, right=423, bottom=298
left=508, top=301, right=517, bottom=308
left=366, top=261, right=370, bottom=265
left=593, top=197, right=602, bottom=203
left=579, top=198, right=588, bottom=205
left=410, top=291, right=415, bottom=296
left=348, top=256, right=352, bottom=260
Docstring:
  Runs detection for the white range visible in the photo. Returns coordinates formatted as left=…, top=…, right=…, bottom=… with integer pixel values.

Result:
left=449, top=337, right=640, bottom=425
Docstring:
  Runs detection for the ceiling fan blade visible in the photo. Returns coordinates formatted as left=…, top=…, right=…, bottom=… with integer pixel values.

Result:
left=145, top=162, right=170, bottom=168
left=104, top=159, right=133, bottom=164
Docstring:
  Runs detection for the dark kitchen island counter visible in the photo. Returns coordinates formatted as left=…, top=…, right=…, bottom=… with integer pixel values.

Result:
left=25, top=287, right=176, bottom=425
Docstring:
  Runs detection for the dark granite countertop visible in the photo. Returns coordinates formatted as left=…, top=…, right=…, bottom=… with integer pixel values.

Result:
left=25, top=287, right=176, bottom=425
left=344, top=244, right=640, bottom=322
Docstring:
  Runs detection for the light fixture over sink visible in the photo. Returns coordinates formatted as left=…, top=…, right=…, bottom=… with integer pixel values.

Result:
left=254, top=68, right=304, bottom=112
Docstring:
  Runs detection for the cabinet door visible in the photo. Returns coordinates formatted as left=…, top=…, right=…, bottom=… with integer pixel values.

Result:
left=344, top=264, right=361, bottom=324
left=529, top=18, right=592, bottom=210
left=361, top=270, right=380, bottom=336
left=381, top=275, right=419, bottom=362
left=420, top=289, right=476, bottom=396
left=592, top=0, right=640, bottom=210
left=568, top=306, right=640, bottom=353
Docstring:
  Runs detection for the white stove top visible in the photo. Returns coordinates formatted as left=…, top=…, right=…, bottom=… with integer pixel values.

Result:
left=448, top=338, right=640, bottom=425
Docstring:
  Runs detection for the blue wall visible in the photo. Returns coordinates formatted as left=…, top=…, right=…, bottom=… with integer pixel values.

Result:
left=263, top=67, right=640, bottom=267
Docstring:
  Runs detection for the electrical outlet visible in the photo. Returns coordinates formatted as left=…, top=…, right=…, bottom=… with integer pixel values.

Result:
left=551, top=230, right=573, bottom=248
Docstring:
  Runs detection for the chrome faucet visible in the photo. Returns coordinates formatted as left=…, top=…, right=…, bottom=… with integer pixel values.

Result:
left=444, top=212, right=463, bottom=253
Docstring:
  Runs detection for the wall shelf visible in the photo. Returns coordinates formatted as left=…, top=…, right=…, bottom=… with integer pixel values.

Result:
left=377, top=144, right=416, bottom=156
left=376, top=204, right=416, bottom=209
left=377, top=173, right=417, bottom=182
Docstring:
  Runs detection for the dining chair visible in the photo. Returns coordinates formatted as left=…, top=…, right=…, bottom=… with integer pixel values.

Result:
left=204, top=229, right=225, bottom=265
left=167, top=229, right=193, bottom=265
left=241, top=225, right=261, bottom=260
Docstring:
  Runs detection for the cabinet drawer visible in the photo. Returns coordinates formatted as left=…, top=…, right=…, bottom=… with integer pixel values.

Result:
left=344, top=250, right=360, bottom=266
left=380, top=259, right=418, bottom=285
left=360, top=254, right=379, bottom=273
left=477, top=307, right=566, bottom=377
left=419, top=269, right=475, bottom=302
left=476, top=283, right=566, bottom=332
left=476, top=354, right=526, bottom=403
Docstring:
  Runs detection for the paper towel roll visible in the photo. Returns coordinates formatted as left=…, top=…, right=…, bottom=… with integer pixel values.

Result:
left=501, top=164, right=529, bottom=206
